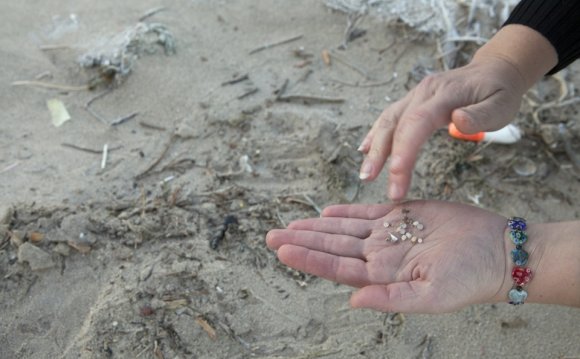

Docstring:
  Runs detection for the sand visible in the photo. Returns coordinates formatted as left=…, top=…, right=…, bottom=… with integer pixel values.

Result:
left=1, top=1, right=579, bottom=358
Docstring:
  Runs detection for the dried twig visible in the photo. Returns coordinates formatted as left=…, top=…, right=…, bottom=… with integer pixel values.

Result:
left=135, top=134, right=177, bottom=180
left=274, top=79, right=290, bottom=100
left=85, top=89, right=138, bottom=126
left=111, top=112, right=138, bottom=126
left=328, top=74, right=396, bottom=88
left=61, top=143, right=121, bottom=154
left=0, top=162, right=20, bottom=175
left=84, top=90, right=112, bottom=125
left=195, top=316, right=217, bottom=340
left=139, top=121, right=167, bottom=131
left=11, top=81, right=88, bottom=91
left=328, top=51, right=371, bottom=79
left=277, top=95, right=345, bottom=104
left=237, top=87, right=259, bottom=100
left=139, top=6, right=168, bottom=22
left=249, top=34, right=303, bottom=55
left=221, top=73, right=249, bottom=86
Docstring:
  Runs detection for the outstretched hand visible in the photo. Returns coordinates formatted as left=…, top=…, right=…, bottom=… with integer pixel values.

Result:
left=358, top=55, right=528, bottom=201
left=266, top=201, right=512, bottom=313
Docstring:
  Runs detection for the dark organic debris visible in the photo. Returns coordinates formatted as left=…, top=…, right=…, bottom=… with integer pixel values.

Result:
left=210, top=215, right=239, bottom=250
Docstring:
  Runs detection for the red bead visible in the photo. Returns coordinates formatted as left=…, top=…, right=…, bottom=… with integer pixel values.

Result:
left=512, top=267, right=532, bottom=286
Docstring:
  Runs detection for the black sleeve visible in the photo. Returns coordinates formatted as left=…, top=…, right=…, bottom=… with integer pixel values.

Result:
left=503, top=0, right=580, bottom=75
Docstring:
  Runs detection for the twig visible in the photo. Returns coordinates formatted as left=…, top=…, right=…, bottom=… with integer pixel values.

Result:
left=328, top=75, right=396, bottom=88
left=373, top=38, right=396, bottom=55
left=136, top=345, right=152, bottom=358
left=139, top=6, right=168, bottom=22
left=85, top=89, right=138, bottom=126
left=328, top=51, right=371, bottom=79
left=38, top=45, right=71, bottom=51
left=275, top=208, right=287, bottom=228
left=340, top=12, right=366, bottom=49
left=11, top=81, right=88, bottom=91
left=302, top=194, right=322, bottom=214
left=274, top=79, right=290, bottom=100
left=61, top=143, right=121, bottom=154
left=139, top=121, right=166, bottom=131
left=135, top=134, right=177, bottom=180
left=237, top=87, right=259, bottom=100
left=277, top=95, right=345, bottom=104
left=101, top=144, right=109, bottom=169
left=249, top=34, right=303, bottom=55
left=0, top=162, right=20, bottom=175
left=221, top=73, right=249, bottom=86
left=111, top=112, right=138, bottom=126
left=84, top=90, right=112, bottom=125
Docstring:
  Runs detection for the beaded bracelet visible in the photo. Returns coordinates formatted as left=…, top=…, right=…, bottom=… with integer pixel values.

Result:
left=507, top=217, right=533, bottom=305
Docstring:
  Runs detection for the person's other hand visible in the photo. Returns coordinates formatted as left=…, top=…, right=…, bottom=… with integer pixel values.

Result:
left=358, top=56, right=528, bottom=201
left=266, top=201, right=512, bottom=313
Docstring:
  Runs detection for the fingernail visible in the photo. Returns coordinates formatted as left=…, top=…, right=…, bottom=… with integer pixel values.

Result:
left=389, top=183, right=402, bottom=200
left=359, top=162, right=373, bottom=180
left=357, top=138, right=369, bottom=152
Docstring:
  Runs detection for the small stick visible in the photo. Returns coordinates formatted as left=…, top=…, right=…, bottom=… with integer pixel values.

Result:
left=275, top=208, right=287, bottom=228
left=101, top=144, right=109, bottom=169
left=139, top=121, right=167, bottom=131
left=11, top=81, right=88, bottom=91
left=61, top=143, right=121, bottom=154
left=295, top=69, right=313, bottom=84
left=38, top=44, right=71, bottom=51
left=274, top=79, right=289, bottom=100
left=221, top=74, right=249, bottom=86
left=277, top=95, right=345, bottom=104
left=135, top=134, right=176, bottom=180
left=328, top=75, right=396, bottom=88
left=0, top=162, right=20, bottom=175
left=111, top=112, right=138, bottom=126
left=237, top=87, right=259, bottom=100
left=328, top=51, right=371, bottom=79
left=302, top=194, right=322, bottom=214
left=249, top=34, right=303, bottom=55
left=85, top=89, right=138, bottom=126
left=374, top=38, right=396, bottom=55
left=139, top=6, right=168, bottom=22
left=84, top=90, right=112, bottom=125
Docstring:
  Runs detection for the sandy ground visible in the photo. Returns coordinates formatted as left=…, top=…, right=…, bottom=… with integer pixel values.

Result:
left=1, top=1, right=579, bottom=358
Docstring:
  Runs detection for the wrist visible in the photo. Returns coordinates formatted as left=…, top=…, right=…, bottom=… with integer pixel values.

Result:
left=496, top=220, right=580, bottom=307
left=472, top=24, right=558, bottom=90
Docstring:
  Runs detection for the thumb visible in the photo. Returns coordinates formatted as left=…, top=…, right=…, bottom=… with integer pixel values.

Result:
left=452, top=92, right=520, bottom=134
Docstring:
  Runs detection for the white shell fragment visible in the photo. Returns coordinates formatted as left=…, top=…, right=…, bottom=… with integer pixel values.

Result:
left=47, top=99, right=71, bottom=127
left=389, top=233, right=399, bottom=242
left=383, top=222, right=390, bottom=228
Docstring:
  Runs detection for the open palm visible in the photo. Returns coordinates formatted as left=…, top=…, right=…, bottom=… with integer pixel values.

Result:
left=266, top=201, right=512, bottom=313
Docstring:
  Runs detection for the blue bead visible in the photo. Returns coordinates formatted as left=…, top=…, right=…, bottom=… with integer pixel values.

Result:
left=508, top=217, right=527, bottom=231
left=511, top=249, right=529, bottom=266
left=509, top=230, right=528, bottom=245
left=509, top=288, right=528, bottom=305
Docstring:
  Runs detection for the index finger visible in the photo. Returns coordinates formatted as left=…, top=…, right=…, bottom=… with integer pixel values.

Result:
left=387, top=96, right=454, bottom=200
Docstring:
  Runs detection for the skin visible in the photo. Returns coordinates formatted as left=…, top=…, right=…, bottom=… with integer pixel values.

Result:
left=266, top=202, right=580, bottom=313
left=265, top=25, right=580, bottom=313
left=358, top=24, right=559, bottom=201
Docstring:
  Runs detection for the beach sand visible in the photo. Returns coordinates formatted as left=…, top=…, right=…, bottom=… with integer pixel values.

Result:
left=1, top=1, right=579, bottom=358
